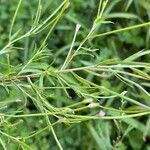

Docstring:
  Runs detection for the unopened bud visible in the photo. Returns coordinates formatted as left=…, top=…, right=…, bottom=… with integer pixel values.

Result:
left=88, top=103, right=99, bottom=108
left=76, top=24, right=81, bottom=31
left=58, top=117, right=67, bottom=123
left=6, top=53, right=10, bottom=59
left=83, top=98, right=93, bottom=103
left=15, top=99, right=22, bottom=102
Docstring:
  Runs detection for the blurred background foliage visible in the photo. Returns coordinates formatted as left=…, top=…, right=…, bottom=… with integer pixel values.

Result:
left=0, top=0, right=150, bottom=149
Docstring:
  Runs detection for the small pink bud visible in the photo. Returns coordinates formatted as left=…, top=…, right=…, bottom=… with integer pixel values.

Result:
left=98, top=110, right=106, bottom=117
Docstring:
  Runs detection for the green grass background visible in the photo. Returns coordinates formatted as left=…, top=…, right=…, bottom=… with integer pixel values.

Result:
left=0, top=0, right=150, bottom=149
